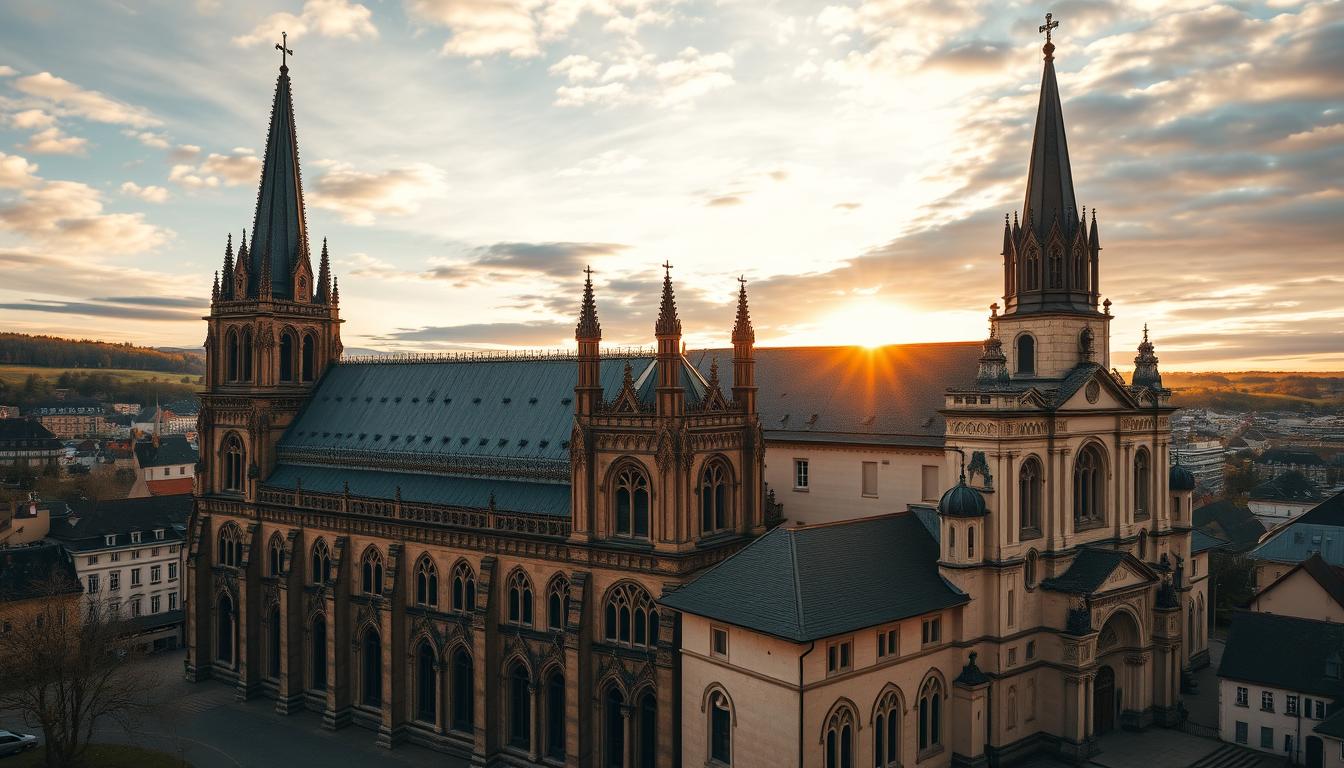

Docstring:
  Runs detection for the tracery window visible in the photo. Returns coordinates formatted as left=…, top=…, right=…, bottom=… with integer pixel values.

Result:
left=279, top=329, right=297, bottom=382
left=267, top=534, right=283, bottom=577
left=1072, top=245, right=1086, bottom=290
left=919, top=677, right=942, bottom=752
left=361, top=547, right=384, bottom=596
left=1134, top=447, right=1151, bottom=520
left=824, top=704, right=855, bottom=768
left=873, top=690, right=900, bottom=768
left=1025, top=549, right=1039, bottom=589
left=604, top=582, right=659, bottom=648
left=507, top=569, right=534, bottom=626
left=240, top=327, right=254, bottom=382
left=508, top=662, right=531, bottom=750
left=451, top=561, right=477, bottom=613
left=700, top=460, right=731, bottom=535
left=361, top=626, right=382, bottom=706
left=1073, top=444, right=1106, bottom=528
left=225, top=328, right=240, bottom=382
left=1047, top=244, right=1063, bottom=288
left=709, top=689, right=732, bottom=765
left=1023, top=245, right=1040, bottom=291
left=216, top=592, right=235, bottom=664
left=222, top=434, right=245, bottom=493
left=415, top=555, right=439, bottom=608
left=1019, top=456, right=1043, bottom=535
left=415, top=640, right=436, bottom=723
left=451, top=647, right=474, bottom=732
left=547, top=574, right=571, bottom=631
left=217, top=523, right=243, bottom=568
left=614, top=464, right=651, bottom=538
left=301, top=332, right=316, bottom=382
left=311, top=538, right=331, bottom=584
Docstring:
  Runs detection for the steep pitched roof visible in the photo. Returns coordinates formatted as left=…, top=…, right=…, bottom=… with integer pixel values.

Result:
left=1316, top=708, right=1344, bottom=740
left=0, top=542, right=81, bottom=602
left=1250, top=470, right=1324, bottom=503
left=1218, top=610, right=1344, bottom=698
left=266, top=463, right=570, bottom=517
left=49, top=494, right=192, bottom=551
left=1256, top=553, right=1344, bottom=612
left=1191, top=529, right=1229, bottom=554
left=1295, top=490, right=1344, bottom=527
left=1250, top=522, right=1344, bottom=568
left=0, top=418, right=61, bottom=449
left=134, top=434, right=198, bottom=468
left=660, top=513, right=967, bottom=642
left=1194, top=499, right=1266, bottom=552
left=250, top=61, right=309, bottom=298
left=1040, top=547, right=1153, bottom=594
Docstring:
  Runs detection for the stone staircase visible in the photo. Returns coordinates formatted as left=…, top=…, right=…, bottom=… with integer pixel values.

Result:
left=1187, top=743, right=1283, bottom=768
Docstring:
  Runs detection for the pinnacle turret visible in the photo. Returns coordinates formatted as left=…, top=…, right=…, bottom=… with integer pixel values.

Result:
left=976, top=305, right=1010, bottom=384
left=655, top=264, right=681, bottom=337
left=317, top=237, right=331, bottom=303
left=1132, top=324, right=1163, bottom=389
left=731, top=277, right=754, bottom=345
left=576, top=267, right=601, bottom=340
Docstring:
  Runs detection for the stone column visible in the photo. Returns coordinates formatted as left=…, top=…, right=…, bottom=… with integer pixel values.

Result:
left=528, top=682, right=541, bottom=762
left=1004, top=452, right=1018, bottom=545
left=234, top=522, right=262, bottom=701
left=621, top=703, right=634, bottom=768
left=951, top=669, right=990, bottom=767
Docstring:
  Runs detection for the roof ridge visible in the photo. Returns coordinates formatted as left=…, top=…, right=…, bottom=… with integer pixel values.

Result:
left=787, top=527, right=805, bottom=638
left=791, top=510, right=911, bottom=531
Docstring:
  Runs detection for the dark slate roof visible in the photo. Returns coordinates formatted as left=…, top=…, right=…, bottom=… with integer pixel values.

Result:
left=1194, top=499, right=1266, bottom=552
left=48, top=494, right=192, bottom=552
left=660, top=513, right=967, bottom=642
left=1250, top=470, right=1324, bottom=503
left=1218, top=610, right=1344, bottom=698
left=250, top=62, right=309, bottom=298
left=1041, top=547, right=1151, bottom=594
left=1257, top=449, right=1327, bottom=467
left=265, top=463, right=570, bottom=517
left=1316, top=708, right=1344, bottom=740
left=1296, top=490, right=1344, bottom=527
left=1022, top=42, right=1077, bottom=246
left=134, top=434, right=197, bottom=468
left=1191, top=529, right=1229, bottom=554
left=693, top=343, right=981, bottom=448
left=0, top=542, right=81, bottom=602
left=1265, top=553, right=1344, bottom=611
left=0, top=418, right=61, bottom=448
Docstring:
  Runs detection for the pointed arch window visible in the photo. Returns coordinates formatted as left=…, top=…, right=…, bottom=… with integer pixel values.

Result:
left=1047, top=244, right=1064, bottom=289
left=604, top=583, right=659, bottom=648
left=1015, top=334, right=1036, bottom=375
left=267, top=602, right=281, bottom=677
left=547, top=574, right=571, bottom=631
left=1073, top=444, right=1106, bottom=528
left=709, top=689, right=732, bottom=765
left=1134, top=447, right=1152, bottom=520
left=451, top=561, right=476, bottom=613
left=361, top=626, right=382, bottom=707
left=451, top=647, right=474, bottom=733
left=545, top=670, right=566, bottom=759
left=361, top=547, right=384, bottom=596
left=216, top=592, right=235, bottom=665
left=225, top=329, right=240, bottom=382
left=267, top=534, right=284, bottom=577
left=700, top=460, right=731, bottom=535
left=1023, top=245, right=1040, bottom=291
left=507, top=570, right=534, bottom=626
left=919, top=677, right=943, bottom=752
left=1072, top=245, right=1086, bottom=290
left=415, top=640, right=437, bottom=723
left=508, top=662, right=532, bottom=750
left=240, top=327, right=254, bottom=382
left=301, top=333, right=316, bottom=382
left=222, top=434, right=245, bottom=493
left=310, top=613, right=327, bottom=691
left=614, top=464, right=651, bottom=538
left=825, top=705, right=855, bottom=768
left=874, top=690, right=900, bottom=768
left=311, top=538, right=331, bottom=585
left=217, top=523, right=242, bottom=568
left=415, top=555, right=439, bottom=608
left=1019, top=456, right=1043, bottom=536
left=279, top=329, right=297, bottom=382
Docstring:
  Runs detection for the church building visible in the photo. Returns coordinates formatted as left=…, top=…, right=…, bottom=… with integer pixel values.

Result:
left=184, top=18, right=1202, bottom=768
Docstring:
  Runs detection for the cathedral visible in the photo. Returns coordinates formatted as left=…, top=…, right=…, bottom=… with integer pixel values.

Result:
left=185, top=20, right=1204, bottom=768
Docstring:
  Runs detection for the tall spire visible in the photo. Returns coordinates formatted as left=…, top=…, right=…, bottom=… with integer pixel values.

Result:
left=1132, top=324, right=1163, bottom=389
left=249, top=38, right=310, bottom=300
left=732, top=276, right=754, bottom=345
left=576, top=266, right=601, bottom=340
left=317, top=237, right=331, bottom=303
left=977, top=304, right=1010, bottom=384
left=655, top=262, right=681, bottom=337
left=1022, top=12, right=1077, bottom=241
left=221, top=233, right=235, bottom=300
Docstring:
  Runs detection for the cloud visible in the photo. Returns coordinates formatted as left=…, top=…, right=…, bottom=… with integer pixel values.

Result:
left=0, top=179, right=171, bottom=255
left=9, top=109, right=55, bottom=130
left=553, top=47, right=734, bottom=107
left=0, top=66, right=16, bottom=77
left=923, top=39, right=1014, bottom=72
left=309, top=162, right=446, bottom=224
left=169, top=148, right=260, bottom=189
left=374, top=320, right=572, bottom=345
left=234, top=0, right=378, bottom=46
left=120, top=181, right=169, bottom=203
left=13, top=72, right=159, bottom=128
left=19, top=126, right=88, bottom=155
left=124, top=130, right=171, bottom=149
left=0, top=151, right=40, bottom=188
left=0, top=299, right=202, bottom=322
left=424, top=241, right=629, bottom=283
left=557, top=149, right=647, bottom=176
left=706, top=195, right=743, bottom=207
left=406, top=0, right=542, bottom=58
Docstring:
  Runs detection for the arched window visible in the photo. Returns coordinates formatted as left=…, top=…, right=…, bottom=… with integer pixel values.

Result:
left=508, top=662, right=531, bottom=750
left=361, top=547, right=384, bottom=596
left=268, top=534, right=284, bottom=577
left=240, top=327, right=254, bottom=382
left=1025, top=549, right=1038, bottom=589
left=546, top=670, right=566, bottom=760
left=1197, top=594, right=1206, bottom=649
left=1007, top=686, right=1018, bottom=730
left=709, top=689, right=732, bottom=765
left=700, top=460, right=731, bottom=535
left=637, top=691, right=656, bottom=768
left=415, top=640, right=436, bottom=723
left=310, top=614, right=327, bottom=691
left=311, top=538, right=330, bottom=585
left=1072, top=245, right=1086, bottom=290
left=548, top=575, right=571, bottom=631
left=507, top=570, right=534, bottom=626
left=1073, top=444, right=1106, bottom=528
left=452, top=561, right=477, bottom=613
left=614, top=464, right=651, bottom=538
left=1138, top=529, right=1148, bottom=561
left=1023, top=244, right=1040, bottom=291
left=415, top=555, right=438, bottom=608
left=1134, top=448, right=1151, bottom=519
left=216, top=592, right=235, bottom=665
left=1016, top=334, right=1036, bottom=375
left=918, top=678, right=942, bottom=752
left=301, top=333, right=316, bottom=382
left=267, top=603, right=281, bottom=677
left=225, top=328, right=239, bottom=382
left=948, top=525, right=955, bottom=557
left=604, top=687, right=625, bottom=768
left=222, top=434, right=245, bottom=493
left=874, top=690, right=900, bottom=768
left=825, top=704, right=855, bottom=768
left=279, top=329, right=297, bottom=382
left=451, top=648, right=474, bottom=732
left=604, top=583, right=659, bottom=648
left=361, top=627, right=382, bottom=707
left=217, top=523, right=242, bottom=568
left=967, top=525, right=975, bottom=559
left=1019, top=456, right=1043, bottom=534
left=1047, top=244, right=1063, bottom=288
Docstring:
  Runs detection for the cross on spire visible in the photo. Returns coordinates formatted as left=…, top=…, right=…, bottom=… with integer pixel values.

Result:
left=662, top=261, right=673, bottom=275
left=584, top=265, right=594, bottom=279
left=1039, top=12, right=1058, bottom=42
left=276, top=31, right=293, bottom=70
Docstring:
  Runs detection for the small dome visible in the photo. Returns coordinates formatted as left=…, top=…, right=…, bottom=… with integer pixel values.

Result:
left=1169, top=464, right=1196, bottom=492
left=938, top=480, right=987, bottom=518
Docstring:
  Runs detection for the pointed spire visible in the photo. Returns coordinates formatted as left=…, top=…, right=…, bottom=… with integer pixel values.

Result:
left=212, top=271, right=220, bottom=302
left=708, top=357, right=721, bottom=390
left=977, top=304, right=1010, bottom=384
left=331, top=275, right=340, bottom=306
left=655, top=262, right=681, bottom=337
left=1132, top=323, right=1163, bottom=389
left=317, top=237, right=331, bottom=303
left=576, top=266, right=601, bottom=340
left=1022, top=13, right=1078, bottom=244
left=732, top=276, right=755, bottom=345
left=249, top=49, right=310, bottom=300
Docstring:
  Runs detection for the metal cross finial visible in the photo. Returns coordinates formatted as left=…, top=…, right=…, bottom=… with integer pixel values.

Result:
left=276, top=31, right=293, bottom=69
left=1039, top=12, right=1059, bottom=42
left=662, top=261, right=673, bottom=275
left=583, top=265, right=594, bottom=279
left=737, top=274, right=747, bottom=286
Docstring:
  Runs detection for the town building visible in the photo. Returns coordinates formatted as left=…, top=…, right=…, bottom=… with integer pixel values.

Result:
left=0, top=495, right=53, bottom=547
left=0, top=541, right=82, bottom=632
left=1248, top=491, right=1344, bottom=591
left=1249, top=553, right=1344, bottom=623
left=28, top=400, right=109, bottom=439
left=128, top=433, right=198, bottom=498
left=1249, top=471, right=1326, bottom=528
left=1256, top=449, right=1332, bottom=486
left=1173, top=439, right=1225, bottom=495
left=0, top=417, right=62, bottom=471
left=1194, top=499, right=1267, bottom=553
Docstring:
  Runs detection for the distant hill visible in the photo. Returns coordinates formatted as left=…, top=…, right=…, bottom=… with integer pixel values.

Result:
left=0, top=333, right=204, bottom=375
left=1165, top=371, right=1344, bottom=414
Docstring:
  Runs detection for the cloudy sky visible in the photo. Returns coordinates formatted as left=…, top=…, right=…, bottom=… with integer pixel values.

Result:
left=0, top=0, right=1340, bottom=370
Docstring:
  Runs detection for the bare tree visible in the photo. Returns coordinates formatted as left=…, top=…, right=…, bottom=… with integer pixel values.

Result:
left=0, top=571, right=157, bottom=767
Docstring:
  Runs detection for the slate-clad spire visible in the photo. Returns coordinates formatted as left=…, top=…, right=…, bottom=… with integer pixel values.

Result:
left=576, top=267, right=601, bottom=340
left=1022, top=28, right=1077, bottom=242
left=249, top=57, right=310, bottom=300
left=731, top=277, right=754, bottom=345
left=656, top=263, right=681, bottom=337
left=220, top=233, right=235, bottom=300
left=317, top=237, right=331, bottom=304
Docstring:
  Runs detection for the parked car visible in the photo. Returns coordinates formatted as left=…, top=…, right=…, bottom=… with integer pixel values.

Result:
left=0, top=730, right=37, bottom=757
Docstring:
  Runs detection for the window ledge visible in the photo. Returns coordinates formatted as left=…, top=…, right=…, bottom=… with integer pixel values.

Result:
left=1074, top=520, right=1106, bottom=533
left=1019, top=528, right=1043, bottom=541
left=862, top=493, right=879, bottom=499
left=917, top=745, right=945, bottom=762
left=792, top=487, right=809, bottom=493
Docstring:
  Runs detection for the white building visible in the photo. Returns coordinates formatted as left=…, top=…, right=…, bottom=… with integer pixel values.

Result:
left=1174, top=439, right=1226, bottom=494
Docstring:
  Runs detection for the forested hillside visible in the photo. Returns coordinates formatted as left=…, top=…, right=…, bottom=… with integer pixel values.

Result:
left=0, top=333, right=204, bottom=374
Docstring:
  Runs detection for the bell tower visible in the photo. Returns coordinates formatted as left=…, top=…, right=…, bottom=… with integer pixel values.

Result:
left=199, top=49, right=342, bottom=503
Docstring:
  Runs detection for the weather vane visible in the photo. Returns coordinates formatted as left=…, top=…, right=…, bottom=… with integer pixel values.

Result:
left=276, top=31, right=293, bottom=69
left=1039, top=12, right=1059, bottom=43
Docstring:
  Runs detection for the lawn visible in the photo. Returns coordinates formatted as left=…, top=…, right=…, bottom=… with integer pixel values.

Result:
left=0, top=365, right=198, bottom=387
left=7, top=743, right=191, bottom=767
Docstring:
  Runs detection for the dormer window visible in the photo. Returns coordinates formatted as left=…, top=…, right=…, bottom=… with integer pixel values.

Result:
left=131, top=532, right=142, bottom=544
left=154, top=529, right=165, bottom=540
left=105, top=534, right=116, bottom=546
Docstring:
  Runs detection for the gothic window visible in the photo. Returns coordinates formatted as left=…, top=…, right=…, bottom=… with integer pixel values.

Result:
left=267, top=603, right=281, bottom=677
left=709, top=689, right=733, bottom=765
left=240, top=327, right=254, bottom=382
left=415, top=640, right=436, bottom=723
left=1138, top=529, right=1148, bottom=561
left=1024, top=244, right=1040, bottom=291
left=451, top=561, right=477, bottom=613
left=1025, top=549, right=1039, bottom=589
left=415, top=555, right=439, bottom=608
left=873, top=690, right=900, bottom=768
left=546, top=670, right=566, bottom=760
left=1047, top=244, right=1064, bottom=289
left=301, top=333, right=316, bottom=382
left=225, top=328, right=239, bottom=382
left=1015, top=334, right=1035, bottom=375
left=918, top=677, right=942, bottom=752
left=967, top=525, right=976, bottom=559
left=217, top=523, right=243, bottom=568
left=279, top=329, right=297, bottom=382
left=216, top=592, right=235, bottom=665
left=604, top=687, right=625, bottom=768
left=222, top=434, right=245, bottom=493
left=310, top=614, right=327, bottom=691
left=547, top=574, right=571, bottom=631
left=1019, top=456, right=1043, bottom=535
left=361, top=626, right=382, bottom=707
left=451, top=647, right=474, bottom=732
left=1134, top=448, right=1151, bottom=520
left=1073, top=444, right=1106, bottom=528
left=637, top=691, right=656, bottom=768
left=507, top=570, right=534, bottom=626
left=614, top=464, right=651, bottom=538
left=1072, top=246, right=1086, bottom=290
left=700, top=460, right=731, bottom=535
left=824, top=704, right=855, bottom=768
left=361, top=547, right=384, bottom=596
left=311, top=538, right=331, bottom=585
left=1007, top=686, right=1018, bottom=730
left=267, top=533, right=283, bottom=577
left=508, top=662, right=531, bottom=750
left=604, top=582, right=659, bottom=648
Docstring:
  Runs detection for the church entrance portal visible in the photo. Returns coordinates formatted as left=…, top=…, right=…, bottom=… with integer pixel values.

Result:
left=1094, top=665, right=1117, bottom=735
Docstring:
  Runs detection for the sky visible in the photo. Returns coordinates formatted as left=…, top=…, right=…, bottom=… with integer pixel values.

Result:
left=0, top=0, right=1340, bottom=371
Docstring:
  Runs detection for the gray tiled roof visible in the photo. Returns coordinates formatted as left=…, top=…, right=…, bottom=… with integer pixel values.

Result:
left=1191, top=529, right=1229, bottom=554
left=134, top=434, right=197, bottom=468
left=48, top=494, right=192, bottom=551
left=0, top=542, right=81, bottom=602
left=660, top=513, right=967, bottom=642
left=265, top=463, right=570, bottom=517
left=1249, top=522, right=1344, bottom=567
left=1040, top=547, right=1151, bottom=594
left=1218, top=610, right=1344, bottom=698
left=1250, top=471, right=1324, bottom=503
